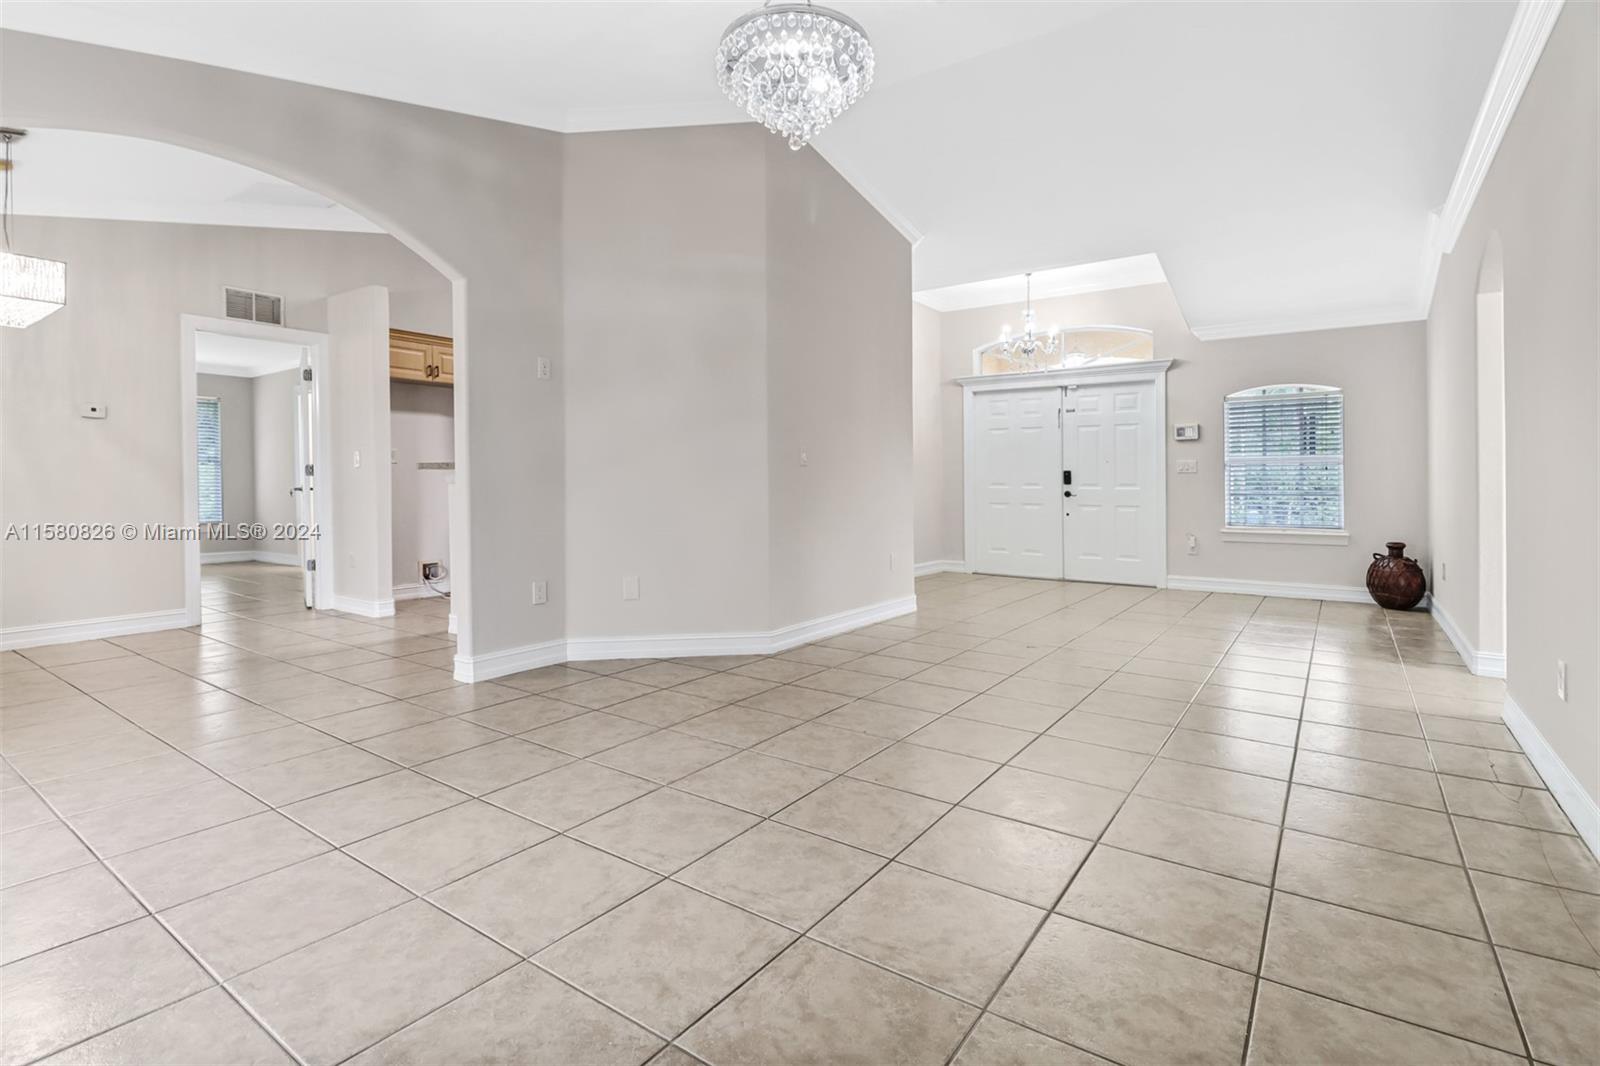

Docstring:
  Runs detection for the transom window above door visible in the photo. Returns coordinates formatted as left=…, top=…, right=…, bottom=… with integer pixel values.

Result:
left=975, top=325, right=1154, bottom=376
left=1223, top=384, right=1344, bottom=535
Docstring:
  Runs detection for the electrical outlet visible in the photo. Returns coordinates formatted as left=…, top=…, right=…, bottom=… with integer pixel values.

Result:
left=1557, top=660, right=1567, bottom=702
left=80, top=403, right=107, bottom=419
left=622, top=576, right=640, bottom=601
left=420, top=561, right=442, bottom=582
left=1186, top=533, right=1198, bottom=556
left=537, top=358, right=552, bottom=380
left=1441, top=561, right=1448, bottom=581
left=353, top=450, right=361, bottom=469
left=800, top=451, right=809, bottom=467
left=531, top=580, right=548, bottom=606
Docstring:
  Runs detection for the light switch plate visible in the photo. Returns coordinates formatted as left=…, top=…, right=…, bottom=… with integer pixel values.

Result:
left=622, top=576, right=640, bottom=601
left=1177, top=459, right=1199, bottom=474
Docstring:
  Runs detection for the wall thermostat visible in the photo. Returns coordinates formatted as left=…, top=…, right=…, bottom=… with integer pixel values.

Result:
left=1173, top=423, right=1200, bottom=441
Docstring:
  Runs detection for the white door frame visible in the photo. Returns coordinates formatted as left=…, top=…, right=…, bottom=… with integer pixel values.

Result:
left=959, top=358, right=1173, bottom=587
left=180, top=314, right=335, bottom=625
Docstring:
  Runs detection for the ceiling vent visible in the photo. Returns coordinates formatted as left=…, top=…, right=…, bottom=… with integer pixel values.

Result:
left=224, top=286, right=283, bottom=325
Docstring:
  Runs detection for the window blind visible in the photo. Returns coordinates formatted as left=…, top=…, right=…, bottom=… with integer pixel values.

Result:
left=197, top=397, right=224, bottom=524
left=1223, top=386, right=1343, bottom=530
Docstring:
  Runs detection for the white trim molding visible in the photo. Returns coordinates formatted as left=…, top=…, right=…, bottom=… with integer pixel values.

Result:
left=1166, top=574, right=1377, bottom=604
left=1414, top=0, right=1566, bottom=312
left=454, top=639, right=567, bottom=684
left=453, top=595, right=918, bottom=683
left=1, top=609, right=190, bottom=651
left=1430, top=598, right=1508, bottom=678
left=913, top=560, right=969, bottom=577
left=1436, top=0, right=1565, bottom=257
left=1219, top=527, right=1351, bottom=546
left=330, top=595, right=395, bottom=619
left=393, top=582, right=450, bottom=602
left=1502, top=693, right=1599, bottom=858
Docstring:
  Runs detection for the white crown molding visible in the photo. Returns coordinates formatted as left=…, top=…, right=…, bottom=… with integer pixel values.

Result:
left=1503, top=693, right=1599, bottom=858
left=1189, top=303, right=1426, bottom=342
left=1166, top=574, right=1380, bottom=604
left=913, top=559, right=969, bottom=577
left=1430, top=597, right=1508, bottom=678
left=330, top=595, right=395, bottom=619
left=914, top=255, right=1168, bottom=313
left=0, top=608, right=190, bottom=651
left=454, top=595, right=917, bottom=683
left=1434, top=0, right=1565, bottom=257
left=809, top=142, right=925, bottom=247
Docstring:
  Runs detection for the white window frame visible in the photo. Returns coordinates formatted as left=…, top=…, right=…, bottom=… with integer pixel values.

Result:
left=1220, top=384, right=1348, bottom=545
left=196, top=395, right=224, bottom=524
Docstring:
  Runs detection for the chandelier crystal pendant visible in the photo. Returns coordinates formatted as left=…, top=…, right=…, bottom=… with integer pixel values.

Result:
left=0, top=129, right=66, bottom=330
left=994, top=272, right=1060, bottom=370
left=716, top=2, right=874, bottom=150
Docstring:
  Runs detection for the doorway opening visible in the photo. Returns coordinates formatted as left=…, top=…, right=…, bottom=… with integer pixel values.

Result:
left=182, top=315, right=333, bottom=625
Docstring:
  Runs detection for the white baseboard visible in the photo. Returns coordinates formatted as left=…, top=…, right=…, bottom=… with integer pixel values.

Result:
left=1430, top=598, right=1507, bottom=678
left=201, top=550, right=299, bottom=567
left=393, top=582, right=450, bottom=602
left=330, top=596, right=395, bottom=619
left=456, top=595, right=918, bottom=683
left=1502, top=693, right=1600, bottom=859
left=1165, top=574, right=1380, bottom=603
left=914, top=560, right=969, bottom=577
left=454, top=639, right=566, bottom=684
left=0, top=608, right=190, bottom=651
left=565, top=594, right=918, bottom=663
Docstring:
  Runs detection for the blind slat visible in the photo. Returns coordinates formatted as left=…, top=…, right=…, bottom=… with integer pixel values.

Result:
left=1223, top=387, right=1343, bottom=530
left=197, top=397, right=224, bottom=523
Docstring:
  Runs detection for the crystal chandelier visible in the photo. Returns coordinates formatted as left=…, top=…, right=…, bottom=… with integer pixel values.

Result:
left=0, top=129, right=66, bottom=330
left=992, top=273, right=1060, bottom=369
left=716, top=2, right=874, bottom=150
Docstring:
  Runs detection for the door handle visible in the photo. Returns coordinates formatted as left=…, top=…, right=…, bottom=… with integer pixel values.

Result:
left=1063, top=490, right=1074, bottom=498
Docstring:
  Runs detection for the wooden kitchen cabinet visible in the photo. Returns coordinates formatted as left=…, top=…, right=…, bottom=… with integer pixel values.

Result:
left=390, top=329, right=453, bottom=386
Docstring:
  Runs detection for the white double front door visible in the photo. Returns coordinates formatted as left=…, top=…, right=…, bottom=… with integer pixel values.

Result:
left=971, top=380, right=1163, bottom=585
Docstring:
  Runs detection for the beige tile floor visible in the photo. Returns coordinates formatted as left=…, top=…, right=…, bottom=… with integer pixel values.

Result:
left=1, top=563, right=1596, bottom=1065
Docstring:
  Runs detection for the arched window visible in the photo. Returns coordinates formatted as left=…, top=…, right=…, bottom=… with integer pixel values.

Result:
left=975, top=325, right=1153, bottom=376
left=1223, top=384, right=1344, bottom=531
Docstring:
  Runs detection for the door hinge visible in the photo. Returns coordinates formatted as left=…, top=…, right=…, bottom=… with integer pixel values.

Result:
left=304, top=463, right=314, bottom=477
left=305, top=559, right=317, bottom=572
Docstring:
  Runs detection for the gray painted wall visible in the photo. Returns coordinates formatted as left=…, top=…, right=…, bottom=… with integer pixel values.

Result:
left=0, top=216, right=450, bottom=630
left=1427, top=2, right=1597, bottom=802
left=917, top=282, right=1429, bottom=589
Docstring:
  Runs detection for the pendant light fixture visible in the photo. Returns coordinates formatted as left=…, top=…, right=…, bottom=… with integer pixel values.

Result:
left=992, top=272, right=1060, bottom=369
left=0, top=129, right=66, bottom=329
left=716, top=2, right=874, bottom=150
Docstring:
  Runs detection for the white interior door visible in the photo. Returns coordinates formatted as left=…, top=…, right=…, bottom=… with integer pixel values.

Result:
left=973, top=388, right=1064, bottom=579
left=1062, top=382, right=1162, bottom=585
left=293, top=351, right=317, bottom=609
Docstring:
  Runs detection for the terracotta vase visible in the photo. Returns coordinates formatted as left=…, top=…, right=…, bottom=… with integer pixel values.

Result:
left=1366, top=541, right=1426, bottom=610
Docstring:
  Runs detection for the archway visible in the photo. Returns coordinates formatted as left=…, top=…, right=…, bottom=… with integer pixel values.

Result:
left=1475, top=231, right=1506, bottom=674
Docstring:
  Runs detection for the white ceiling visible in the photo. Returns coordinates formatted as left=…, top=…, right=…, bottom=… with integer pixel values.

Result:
left=3, top=0, right=1517, bottom=336
left=914, top=254, right=1167, bottom=312
left=6, top=130, right=381, bottom=233
left=196, top=332, right=305, bottom=378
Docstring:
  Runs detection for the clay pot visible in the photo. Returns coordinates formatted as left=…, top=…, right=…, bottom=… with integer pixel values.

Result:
left=1367, top=542, right=1426, bottom=610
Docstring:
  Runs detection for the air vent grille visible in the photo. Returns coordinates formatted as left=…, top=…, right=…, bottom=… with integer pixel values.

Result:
left=223, top=287, right=284, bottom=325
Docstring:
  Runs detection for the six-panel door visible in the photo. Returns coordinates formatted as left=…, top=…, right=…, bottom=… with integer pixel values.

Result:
left=973, top=387, right=1065, bottom=579
left=1062, top=382, right=1162, bottom=585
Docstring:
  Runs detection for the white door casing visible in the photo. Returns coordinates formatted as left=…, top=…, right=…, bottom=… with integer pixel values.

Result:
left=972, top=387, right=1064, bottom=579
left=961, top=360, right=1171, bottom=587
left=1062, top=381, right=1164, bottom=585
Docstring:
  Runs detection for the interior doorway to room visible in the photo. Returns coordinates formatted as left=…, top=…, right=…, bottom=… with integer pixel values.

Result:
left=1476, top=233, right=1507, bottom=672
left=182, top=315, right=333, bottom=624
left=966, top=374, right=1166, bottom=586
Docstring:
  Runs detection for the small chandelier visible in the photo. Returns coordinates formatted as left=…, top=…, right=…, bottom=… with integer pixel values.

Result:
left=993, top=273, right=1060, bottom=369
left=716, top=2, right=874, bottom=150
left=0, top=129, right=66, bottom=330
